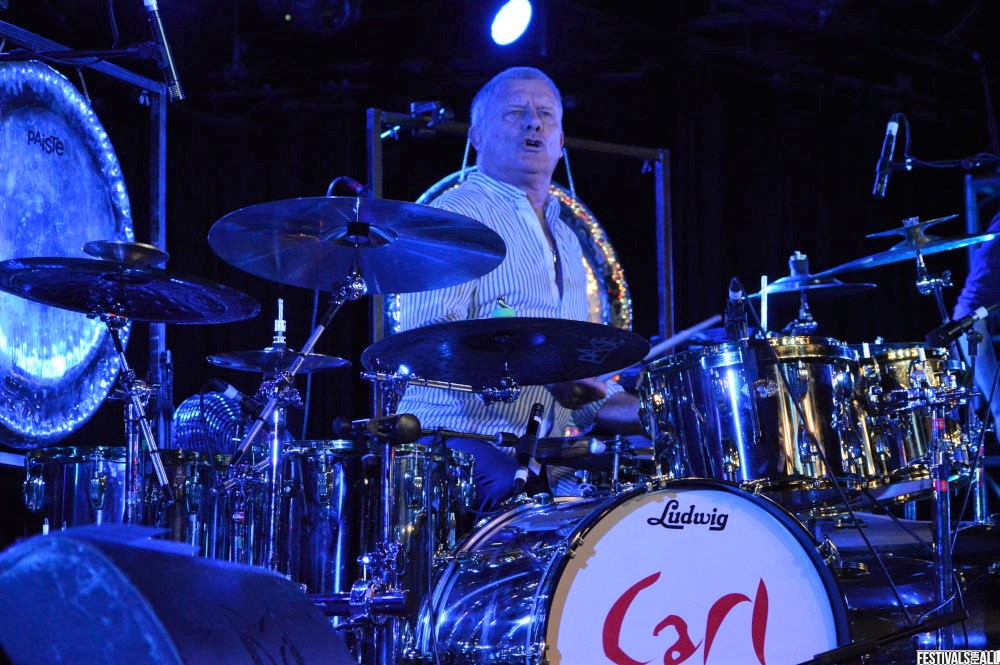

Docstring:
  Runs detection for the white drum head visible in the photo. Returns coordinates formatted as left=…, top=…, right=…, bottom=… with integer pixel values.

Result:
left=546, top=482, right=847, bottom=664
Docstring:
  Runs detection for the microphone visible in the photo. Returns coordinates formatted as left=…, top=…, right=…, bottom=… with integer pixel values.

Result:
left=925, top=304, right=998, bottom=348
left=723, top=277, right=748, bottom=340
left=512, top=402, right=544, bottom=495
left=206, top=379, right=261, bottom=417
left=142, top=0, right=185, bottom=102
left=872, top=115, right=899, bottom=198
left=331, top=414, right=422, bottom=444
left=364, top=413, right=422, bottom=444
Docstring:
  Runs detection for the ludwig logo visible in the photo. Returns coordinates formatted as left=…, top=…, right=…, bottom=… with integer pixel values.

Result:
left=647, top=499, right=729, bottom=531
left=27, top=129, right=65, bottom=156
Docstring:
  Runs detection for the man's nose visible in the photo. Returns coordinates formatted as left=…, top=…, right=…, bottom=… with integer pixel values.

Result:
left=523, top=109, right=542, bottom=130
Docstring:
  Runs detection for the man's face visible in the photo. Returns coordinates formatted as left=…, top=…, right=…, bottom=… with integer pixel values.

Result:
left=471, top=78, right=564, bottom=185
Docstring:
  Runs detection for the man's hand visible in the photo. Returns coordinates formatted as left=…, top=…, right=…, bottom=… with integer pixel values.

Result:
left=545, top=377, right=608, bottom=409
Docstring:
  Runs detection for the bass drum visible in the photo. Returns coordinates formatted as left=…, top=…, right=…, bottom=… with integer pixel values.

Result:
left=413, top=479, right=849, bottom=664
left=0, top=61, right=134, bottom=447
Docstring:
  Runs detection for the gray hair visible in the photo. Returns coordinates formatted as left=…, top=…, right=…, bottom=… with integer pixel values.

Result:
left=469, top=66, right=563, bottom=129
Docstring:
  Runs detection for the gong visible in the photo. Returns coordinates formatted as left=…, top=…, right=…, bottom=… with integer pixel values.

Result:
left=0, top=61, right=134, bottom=448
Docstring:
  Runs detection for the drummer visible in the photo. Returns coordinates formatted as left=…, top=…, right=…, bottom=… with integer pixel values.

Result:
left=396, top=66, right=644, bottom=511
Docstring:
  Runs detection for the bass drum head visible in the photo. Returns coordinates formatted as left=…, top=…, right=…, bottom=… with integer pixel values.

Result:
left=0, top=61, right=134, bottom=448
left=418, top=479, right=849, bottom=664
left=383, top=167, right=632, bottom=335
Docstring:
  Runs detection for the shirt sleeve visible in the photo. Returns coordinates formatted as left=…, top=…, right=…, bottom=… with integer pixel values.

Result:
left=396, top=195, right=479, bottom=330
left=568, top=378, right=625, bottom=432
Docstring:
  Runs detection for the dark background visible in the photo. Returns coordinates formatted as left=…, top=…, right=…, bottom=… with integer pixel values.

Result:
left=3, top=0, right=1000, bottom=545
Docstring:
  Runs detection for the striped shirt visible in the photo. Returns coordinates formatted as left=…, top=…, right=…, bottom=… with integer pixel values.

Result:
left=396, top=171, right=622, bottom=494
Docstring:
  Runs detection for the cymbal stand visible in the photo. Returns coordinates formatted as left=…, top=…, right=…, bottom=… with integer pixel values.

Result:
left=782, top=290, right=819, bottom=336
left=928, top=400, right=956, bottom=649
left=230, top=267, right=367, bottom=468
left=911, top=249, right=962, bottom=648
left=100, top=312, right=173, bottom=522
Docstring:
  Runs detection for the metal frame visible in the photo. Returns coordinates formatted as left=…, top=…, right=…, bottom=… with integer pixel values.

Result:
left=364, top=108, right=672, bottom=413
left=0, top=19, right=171, bottom=452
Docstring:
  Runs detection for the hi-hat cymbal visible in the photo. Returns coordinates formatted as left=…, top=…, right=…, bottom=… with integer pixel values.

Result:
left=207, top=196, right=507, bottom=294
left=749, top=274, right=877, bottom=301
left=815, top=215, right=998, bottom=278
left=207, top=346, right=350, bottom=374
left=362, top=317, right=650, bottom=387
left=0, top=257, right=260, bottom=324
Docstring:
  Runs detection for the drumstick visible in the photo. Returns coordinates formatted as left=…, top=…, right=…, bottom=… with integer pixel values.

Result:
left=596, top=313, right=722, bottom=382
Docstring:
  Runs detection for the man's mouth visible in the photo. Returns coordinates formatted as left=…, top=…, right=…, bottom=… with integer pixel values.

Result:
left=525, top=138, right=542, bottom=148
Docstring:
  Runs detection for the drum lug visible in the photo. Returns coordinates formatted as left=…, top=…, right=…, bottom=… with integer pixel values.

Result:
left=89, top=471, right=110, bottom=511
left=22, top=472, right=46, bottom=513
left=816, top=536, right=842, bottom=569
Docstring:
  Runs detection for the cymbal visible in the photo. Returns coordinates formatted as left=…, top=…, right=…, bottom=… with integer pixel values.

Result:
left=207, top=196, right=507, bottom=294
left=83, top=240, right=169, bottom=267
left=361, top=317, right=650, bottom=387
left=207, top=346, right=350, bottom=374
left=749, top=275, right=877, bottom=301
left=814, top=216, right=998, bottom=278
left=0, top=257, right=260, bottom=324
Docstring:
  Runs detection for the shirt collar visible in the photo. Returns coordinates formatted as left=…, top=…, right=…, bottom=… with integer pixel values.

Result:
left=469, top=170, right=558, bottom=214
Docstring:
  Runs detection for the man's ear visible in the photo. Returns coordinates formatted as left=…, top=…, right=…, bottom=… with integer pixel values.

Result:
left=469, top=127, right=481, bottom=152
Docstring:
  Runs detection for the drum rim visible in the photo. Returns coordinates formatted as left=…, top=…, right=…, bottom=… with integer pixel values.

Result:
left=427, top=478, right=852, bottom=659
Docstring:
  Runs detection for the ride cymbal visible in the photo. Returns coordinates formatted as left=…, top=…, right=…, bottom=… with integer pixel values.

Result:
left=0, top=257, right=260, bottom=324
left=362, top=317, right=650, bottom=387
left=207, top=196, right=507, bottom=294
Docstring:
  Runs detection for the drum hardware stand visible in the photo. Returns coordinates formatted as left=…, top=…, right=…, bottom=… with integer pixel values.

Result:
left=99, top=312, right=174, bottom=522
left=962, top=326, right=993, bottom=524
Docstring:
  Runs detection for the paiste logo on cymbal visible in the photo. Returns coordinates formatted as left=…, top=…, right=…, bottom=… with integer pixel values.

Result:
left=576, top=335, right=627, bottom=365
left=27, top=129, right=65, bottom=156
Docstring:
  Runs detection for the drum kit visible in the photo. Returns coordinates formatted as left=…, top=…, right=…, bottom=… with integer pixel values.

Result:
left=4, top=198, right=1000, bottom=664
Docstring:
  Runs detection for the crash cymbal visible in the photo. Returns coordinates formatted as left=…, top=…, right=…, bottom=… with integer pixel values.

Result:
left=83, top=240, right=169, bottom=267
left=0, top=257, right=260, bottom=324
left=207, top=346, right=350, bottom=374
left=749, top=275, right=877, bottom=301
left=362, top=317, right=650, bottom=387
left=814, top=215, right=998, bottom=278
left=207, top=196, right=507, bottom=294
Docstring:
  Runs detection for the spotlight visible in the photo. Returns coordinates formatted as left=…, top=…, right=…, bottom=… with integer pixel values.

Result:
left=490, top=0, right=533, bottom=46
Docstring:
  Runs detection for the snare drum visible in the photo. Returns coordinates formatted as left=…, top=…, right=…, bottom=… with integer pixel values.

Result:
left=23, top=446, right=126, bottom=529
left=413, top=479, right=849, bottom=664
left=638, top=337, right=869, bottom=509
